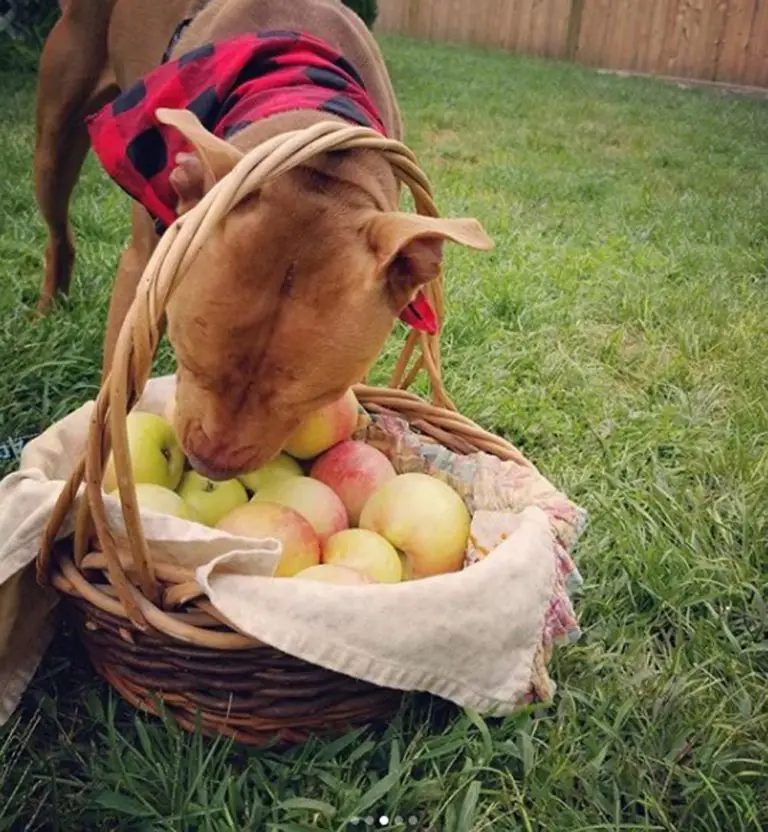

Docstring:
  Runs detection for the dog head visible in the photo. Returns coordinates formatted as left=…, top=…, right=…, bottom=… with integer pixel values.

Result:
left=156, top=109, right=493, bottom=479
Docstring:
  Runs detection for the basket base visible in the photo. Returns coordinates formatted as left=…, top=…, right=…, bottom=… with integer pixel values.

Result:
left=67, top=600, right=403, bottom=746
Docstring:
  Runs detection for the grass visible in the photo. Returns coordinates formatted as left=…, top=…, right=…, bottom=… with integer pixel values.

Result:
left=1, top=33, right=768, bottom=830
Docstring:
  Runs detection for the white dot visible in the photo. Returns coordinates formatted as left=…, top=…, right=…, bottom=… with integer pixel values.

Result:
left=379, top=817, right=389, bottom=827
left=394, top=818, right=403, bottom=826
left=408, top=818, right=419, bottom=827
left=364, top=818, right=374, bottom=827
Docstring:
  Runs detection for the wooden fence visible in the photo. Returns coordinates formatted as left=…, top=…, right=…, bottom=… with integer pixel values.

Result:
left=376, top=0, right=768, bottom=89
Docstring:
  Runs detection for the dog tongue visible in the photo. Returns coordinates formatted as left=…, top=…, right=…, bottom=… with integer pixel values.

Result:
left=400, top=292, right=438, bottom=334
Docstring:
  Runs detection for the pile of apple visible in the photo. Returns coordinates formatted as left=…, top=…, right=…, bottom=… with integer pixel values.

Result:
left=102, top=389, right=471, bottom=584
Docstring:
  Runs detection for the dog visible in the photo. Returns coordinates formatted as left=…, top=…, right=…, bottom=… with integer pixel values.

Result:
left=33, top=0, right=492, bottom=479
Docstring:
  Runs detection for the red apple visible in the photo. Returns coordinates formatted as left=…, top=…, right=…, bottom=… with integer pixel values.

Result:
left=310, top=440, right=396, bottom=525
left=250, top=476, right=348, bottom=545
left=359, top=473, right=470, bottom=578
left=283, top=388, right=359, bottom=459
left=215, top=501, right=321, bottom=578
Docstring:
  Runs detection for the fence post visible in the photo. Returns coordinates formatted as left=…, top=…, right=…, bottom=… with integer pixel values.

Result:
left=565, top=0, right=585, bottom=61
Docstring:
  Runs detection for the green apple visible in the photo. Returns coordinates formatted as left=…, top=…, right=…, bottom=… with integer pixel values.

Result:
left=177, top=470, right=248, bottom=527
left=102, top=411, right=185, bottom=494
left=109, top=483, right=196, bottom=521
left=237, top=452, right=303, bottom=495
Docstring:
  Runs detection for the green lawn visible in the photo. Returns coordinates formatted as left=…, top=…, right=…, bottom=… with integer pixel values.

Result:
left=1, top=34, right=767, bottom=831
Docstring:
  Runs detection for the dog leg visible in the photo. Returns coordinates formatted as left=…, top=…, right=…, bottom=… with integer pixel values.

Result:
left=101, top=204, right=158, bottom=382
left=33, top=0, right=118, bottom=313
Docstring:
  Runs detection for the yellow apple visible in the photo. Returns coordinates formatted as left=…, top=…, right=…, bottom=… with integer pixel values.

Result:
left=359, top=473, right=470, bottom=578
left=109, top=482, right=196, bottom=521
left=251, top=476, right=348, bottom=545
left=215, top=501, right=321, bottom=577
left=237, top=453, right=303, bottom=495
left=293, top=563, right=375, bottom=585
left=102, top=411, right=184, bottom=494
left=310, top=440, right=396, bottom=525
left=177, top=470, right=248, bottom=527
left=283, top=388, right=359, bottom=459
left=323, top=528, right=402, bottom=583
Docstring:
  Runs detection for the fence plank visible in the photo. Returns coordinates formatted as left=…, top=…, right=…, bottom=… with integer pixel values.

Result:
left=614, top=1, right=640, bottom=71
left=680, top=0, right=705, bottom=78
left=641, top=0, right=669, bottom=74
left=686, top=0, right=720, bottom=80
left=575, top=0, right=605, bottom=65
left=681, top=0, right=710, bottom=78
left=717, top=0, right=758, bottom=83
left=629, top=0, right=650, bottom=71
left=502, top=0, right=522, bottom=50
left=485, top=0, right=507, bottom=49
left=375, top=0, right=397, bottom=31
left=548, top=0, right=570, bottom=56
left=566, top=0, right=584, bottom=60
left=656, top=0, right=679, bottom=75
left=744, top=0, right=768, bottom=86
left=633, top=0, right=657, bottom=71
left=549, top=0, right=572, bottom=57
left=515, top=0, right=534, bottom=54
left=422, top=0, right=435, bottom=40
left=474, top=0, right=493, bottom=45
left=441, top=0, right=460, bottom=42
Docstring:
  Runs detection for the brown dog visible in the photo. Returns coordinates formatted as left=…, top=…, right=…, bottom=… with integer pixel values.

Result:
left=34, top=0, right=492, bottom=479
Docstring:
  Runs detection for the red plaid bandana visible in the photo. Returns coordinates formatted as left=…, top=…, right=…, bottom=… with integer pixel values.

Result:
left=86, top=30, right=438, bottom=334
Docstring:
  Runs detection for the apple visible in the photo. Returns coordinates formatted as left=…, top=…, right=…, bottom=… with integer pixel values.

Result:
left=293, top=563, right=375, bottom=585
left=359, top=473, right=470, bottom=578
left=216, top=501, right=321, bottom=577
left=250, top=476, right=348, bottom=545
left=109, top=482, right=196, bottom=521
left=283, top=388, right=359, bottom=459
left=323, top=528, right=402, bottom=583
left=102, top=411, right=185, bottom=494
left=177, top=470, right=248, bottom=527
left=310, top=440, right=396, bottom=525
left=237, top=453, right=303, bottom=495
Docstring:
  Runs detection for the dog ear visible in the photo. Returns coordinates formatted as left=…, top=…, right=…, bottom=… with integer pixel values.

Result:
left=156, top=107, right=243, bottom=213
left=365, top=212, right=493, bottom=305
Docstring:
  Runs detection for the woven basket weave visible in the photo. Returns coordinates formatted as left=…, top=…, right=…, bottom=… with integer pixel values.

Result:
left=35, top=121, right=548, bottom=745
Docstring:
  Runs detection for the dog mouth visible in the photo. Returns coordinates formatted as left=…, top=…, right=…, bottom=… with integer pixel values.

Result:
left=185, top=454, right=241, bottom=481
left=184, top=441, right=285, bottom=481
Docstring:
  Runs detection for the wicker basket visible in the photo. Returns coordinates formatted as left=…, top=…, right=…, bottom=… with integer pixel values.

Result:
left=35, top=121, right=547, bottom=745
